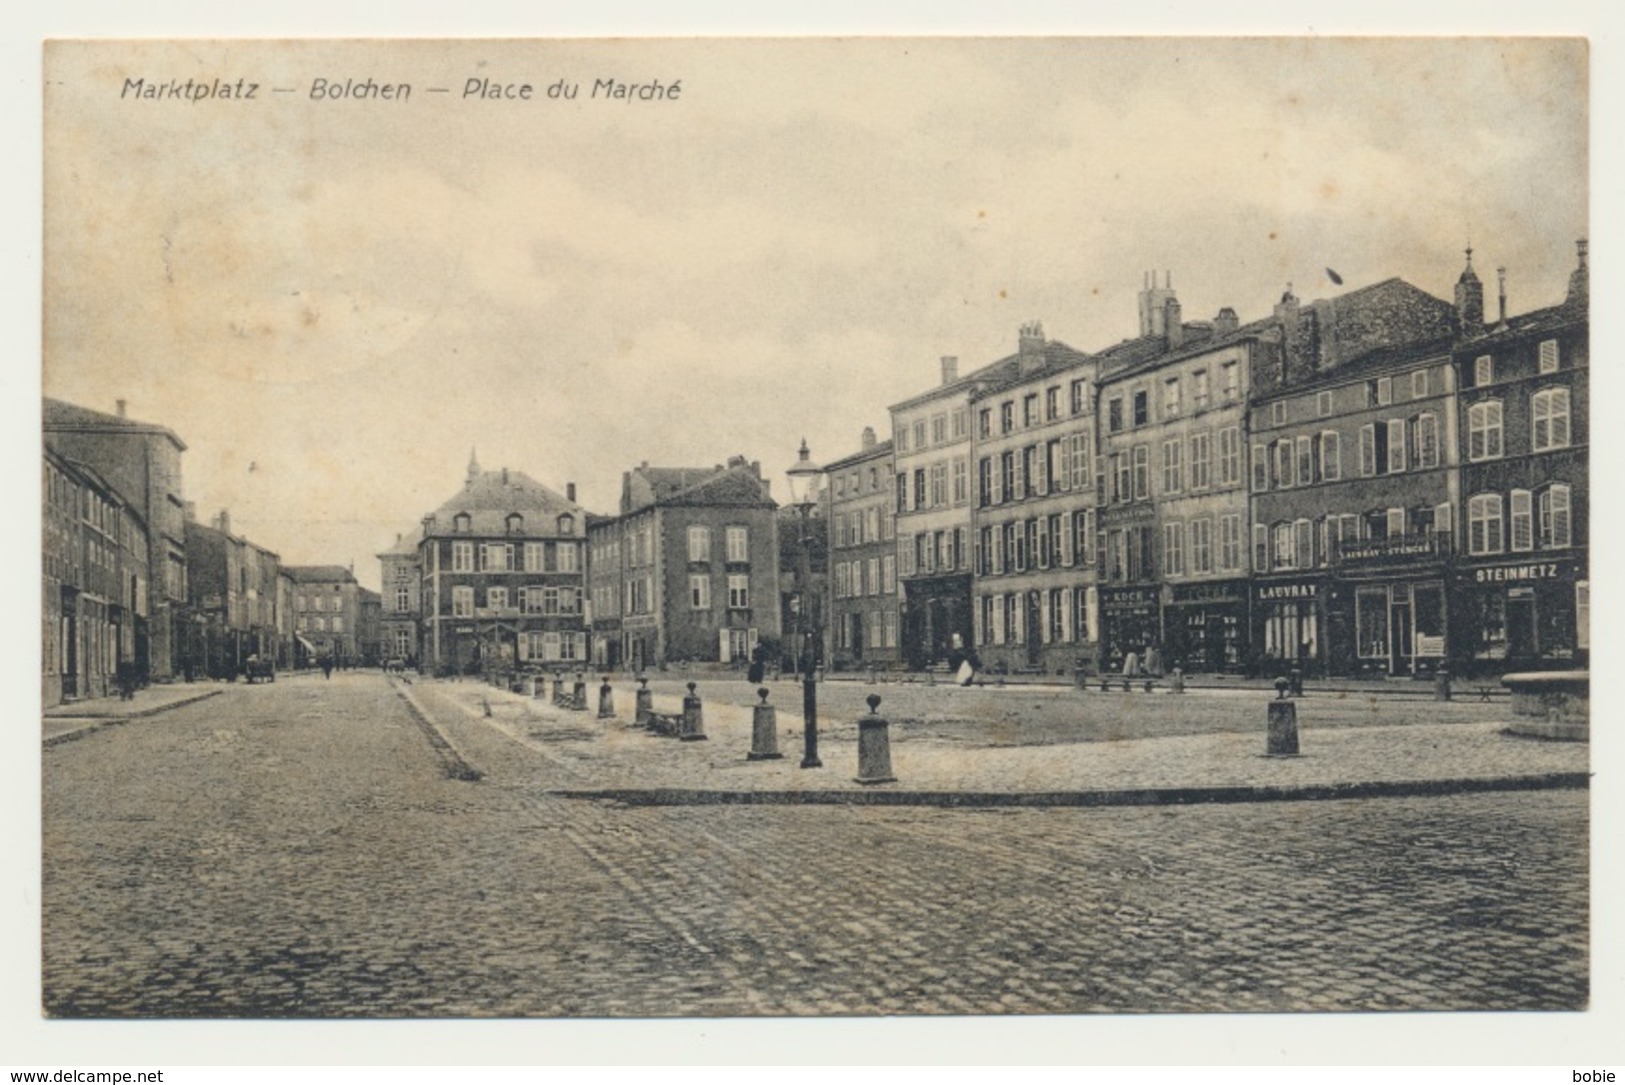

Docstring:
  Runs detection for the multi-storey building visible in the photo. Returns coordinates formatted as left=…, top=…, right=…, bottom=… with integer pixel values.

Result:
left=376, top=532, right=422, bottom=667
left=42, top=446, right=151, bottom=705
left=967, top=330, right=1099, bottom=675
left=1097, top=273, right=1457, bottom=674
left=1450, top=241, right=1588, bottom=674
left=824, top=427, right=899, bottom=670
left=889, top=345, right=1022, bottom=668
left=287, top=565, right=363, bottom=665
left=185, top=509, right=283, bottom=679
left=587, top=457, right=781, bottom=672
left=1248, top=337, right=1459, bottom=677
left=357, top=588, right=383, bottom=666
left=417, top=455, right=590, bottom=675
left=275, top=569, right=297, bottom=670
left=44, top=398, right=188, bottom=681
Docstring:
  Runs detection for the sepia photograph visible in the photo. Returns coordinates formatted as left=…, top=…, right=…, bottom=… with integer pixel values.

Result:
left=17, top=22, right=1614, bottom=1068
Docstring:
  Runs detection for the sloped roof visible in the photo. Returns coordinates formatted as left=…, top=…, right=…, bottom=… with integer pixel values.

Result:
left=625, top=460, right=776, bottom=514
left=43, top=397, right=187, bottom=451
left=1253, top=335, right=1457, bottom=399
left=285, top=565, right=357, bottom=584
left=1457, top=300, right=1586, bottom=351
left=887, top=350, right=1029, bottom=413
left=425, top=467, right=586, bottom=536
left=823, top=438, right=895, bottom=473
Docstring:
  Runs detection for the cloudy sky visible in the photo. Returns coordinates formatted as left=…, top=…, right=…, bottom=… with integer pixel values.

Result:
left=42, top=37, right=1586, bottom=589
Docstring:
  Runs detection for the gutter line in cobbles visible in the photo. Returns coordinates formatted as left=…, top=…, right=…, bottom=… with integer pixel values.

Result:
left=390, top=679, right=483, bottom=782
left=546, top=771, right=1589, bottom=809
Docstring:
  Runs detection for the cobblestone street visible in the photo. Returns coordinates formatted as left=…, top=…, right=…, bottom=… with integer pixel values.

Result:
left=43, top=672, right=1588, bottom=1017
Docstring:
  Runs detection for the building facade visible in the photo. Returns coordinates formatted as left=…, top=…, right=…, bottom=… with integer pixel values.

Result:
left=890, top=347, right=1020, bottom=669
left=1450, top=242, right=1589, bottom=675
left=42, top=447, right=151, bottom=705
left=287, top=565, right=363, bottom=665
left=376, top=532, right=422, bottom=667
left=44, top=398, right=188, bottom=682
left=185, top=510, right=284, bottom=679
left=1248, top=339, right=1459, bottom=677
left=824, top=429, right=898, bottom=671
left=417, top=457, right=590, bottom=676
left=587, top=457, right=781, bottom=672
left=968, top=329, right=1100, bottom=675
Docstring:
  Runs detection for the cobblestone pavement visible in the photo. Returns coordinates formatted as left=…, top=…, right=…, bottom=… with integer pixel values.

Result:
left=43, top=672, right=1587, bottom=1017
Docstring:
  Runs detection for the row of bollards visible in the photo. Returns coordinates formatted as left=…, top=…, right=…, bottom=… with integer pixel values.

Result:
left=604, top=675, right=895, bottom=784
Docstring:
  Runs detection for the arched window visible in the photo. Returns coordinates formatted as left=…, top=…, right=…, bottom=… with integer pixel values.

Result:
left=557, top=514, right=576, bottom=536
left=453, top=512, right=471, bottom=533
left=1532, top=388, right=1571, bottom=451
left=505, top=513, right=524, bottom=534
left=1467, top=401, right=1503, bottom=461
left=1467, top=493, right=1504, bottom=555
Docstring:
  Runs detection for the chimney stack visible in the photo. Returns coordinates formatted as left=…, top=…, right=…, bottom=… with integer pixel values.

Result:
left=115, top=399, right=127, bottom=419
left=1496, top=267, right=1508, bottom=328
left=214, top=509, right=230, bottom=535
left=1213, top=307, right=1239, bottom=336
left=861, top=425, right=877, bottom=451
left=1566, top=238, right=1588, bottom=309
left=1138, top=272, right=1177, bottom=337
left=1164, top=296, right=1184, bottom=349
left=1017, top=321, right=1046, bottom=374
left=566, top=482, right=577, bottom=503
left=1454, top=247, right=1485, bottom=337
left=501, top=467, right=509, bottom=485
left=940, top=355, right=959, bottom=385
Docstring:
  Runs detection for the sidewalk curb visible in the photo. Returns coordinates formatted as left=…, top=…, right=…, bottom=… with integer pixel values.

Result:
left=43, top=689, right=224, bottom=747
left=547, top=771, right=1589, bottom=809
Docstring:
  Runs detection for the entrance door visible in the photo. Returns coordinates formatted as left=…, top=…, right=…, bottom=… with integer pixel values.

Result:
left=1026, top=591, right=1044, bottom=667
left=1507, top=589, right=1537, bottom=660
left=1389, top=595, right=1413, bottom=675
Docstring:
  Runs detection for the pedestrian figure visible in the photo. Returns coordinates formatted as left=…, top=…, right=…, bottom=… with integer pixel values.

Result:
left=747, top=645, right=765, bottom=686
left=321, top=656, right=333, bottom=680
left=1122, top=650, right=1140, bottom=677
left=1144, top=643, right=1164, bottom=678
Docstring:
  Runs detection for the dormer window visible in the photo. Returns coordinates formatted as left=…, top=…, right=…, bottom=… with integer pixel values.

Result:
left=557, top=513, right=576, bottom=536
left=505, top=513, right=524, bottom=534
left=453, top=512, right=471, bottom=533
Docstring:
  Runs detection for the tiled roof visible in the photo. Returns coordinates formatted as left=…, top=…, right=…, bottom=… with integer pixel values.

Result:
left=284, top=565, right=357, bottom=583
left=425, top=468, right=585, bottom=535
left=43, top=397, right=187, bottom=450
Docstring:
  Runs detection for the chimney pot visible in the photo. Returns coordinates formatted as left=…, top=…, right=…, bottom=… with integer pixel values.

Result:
left=861, top=426, right=877, bottom=450
left=940, top=355, right=959, bottom=385
left=567, top=482, right=577, bottom=503
left=115, top=399, right=127, bottom=418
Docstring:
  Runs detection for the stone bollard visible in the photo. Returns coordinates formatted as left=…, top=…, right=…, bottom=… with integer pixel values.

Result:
left=748, top=686, right=782, bottom=761
left=854, top=694, right=897, bottom=785
left=1267, top=677, right=1299, bottom=756
left=635, top=675, right=653, bottom=729
left=1170, top=667, right=1185, bottom=694
left=553, top=673, right=566, bottom=705
left=926, top=667, right=937, bottom=687
left=571, top=673, right=587, bottom=711
left=598, top=676, right=615, bottom=719
left=679, top=681, right=707, bottom=742
left=481, top=696, right=492, bottom=718
left=1434, top=664, right=1452, bottom=702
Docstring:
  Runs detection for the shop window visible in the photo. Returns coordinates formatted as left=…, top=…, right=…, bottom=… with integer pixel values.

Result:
left=1414, top=583, right=1446, bottom=659
left=1356, top=588, right=1390, bottom=659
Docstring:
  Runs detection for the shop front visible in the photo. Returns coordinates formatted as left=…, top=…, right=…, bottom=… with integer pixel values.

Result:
left=1454, top=556, right=1586, bottom=676
left=1250, top=576, right=1326, bottom=676
left=1165, top=580, right=1248, bottom=674
left=901, top=573, right=973, bottom=670
left=1098, top=585, right=1161, bottom=675
left=1345, top=577, right=1448, bottom=678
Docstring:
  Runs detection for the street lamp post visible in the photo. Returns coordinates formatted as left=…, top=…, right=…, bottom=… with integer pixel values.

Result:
left=786, top=438, right=823, bottom=769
